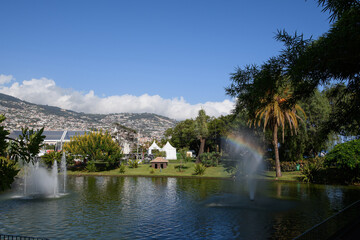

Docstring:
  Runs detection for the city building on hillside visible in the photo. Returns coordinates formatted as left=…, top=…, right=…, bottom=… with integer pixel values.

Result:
left=112, top=124, right=138, bottom=157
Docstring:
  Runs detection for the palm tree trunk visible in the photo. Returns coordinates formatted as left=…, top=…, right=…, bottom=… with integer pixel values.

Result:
left=273, top=124, right=282, bottom=177
left=196, top=138, right=206, bottom=163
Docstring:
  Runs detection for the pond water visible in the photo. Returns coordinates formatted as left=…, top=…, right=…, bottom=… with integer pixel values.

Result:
left=1, top=176, right=360, bottom=239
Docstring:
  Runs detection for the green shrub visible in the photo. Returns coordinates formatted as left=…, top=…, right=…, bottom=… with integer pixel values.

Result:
left=86, top=160, right=97, bottom=172
left=44, top=144, right=56, bottom=150
left=128, top=159, right=139, bottom=168
left=94, top=162, right=112, bottom=171
left=178, top=148, right=194, bottom=163
left=301, top=157, right=325, bottom=183
left=119, top=163, right=126, bottom=174
left=264, top=158, right=309, bottom=172
left=194, top=163, right=206, bottom=175
left=324, top=139, right=360, bottom=184
left=174, top=164, right=189, bottom=171
left=301, top=156, right=360, bottom=185
left=0, top=157, right=20, bottom=192
left=281, top=161, right=299, bottom=172
left=150, top=168, right=155, bottom=174
left=325, top=139, right=360, bottom=169
left=228, top=165, right=240, bottom=178
left=41, top=151, right=63, bottom=168
left=199, top=152, right=221, bottom=167
left=151, top=149, right=166, bottom=158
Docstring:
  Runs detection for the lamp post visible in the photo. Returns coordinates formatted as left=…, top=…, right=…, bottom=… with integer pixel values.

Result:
left=136, top=131, right=139, bottom=160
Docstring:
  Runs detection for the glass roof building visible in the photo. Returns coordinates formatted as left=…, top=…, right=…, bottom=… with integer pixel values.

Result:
left=8, top=130, right=87, bottom=150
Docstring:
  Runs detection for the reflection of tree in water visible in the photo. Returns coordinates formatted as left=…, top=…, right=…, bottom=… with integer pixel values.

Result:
left=175, top=178, right=223, bottom=201
left=151, top=177, right=168, bottom=186
left=104, top=177, right=125, bottom=200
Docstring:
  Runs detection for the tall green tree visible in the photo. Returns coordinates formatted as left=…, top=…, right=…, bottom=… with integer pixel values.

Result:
left=207, top=115, right=230, bottom=152
left=249, top=85, right=305, bottom=177
left=324, top=83, right=359, bottom=135
left=226, top=58, right=286, bottom=118
left=165, top=114, right=243, bottom=155
left=164, top=119, right=198, bottom=151
left=226, top=59, right=306, bottom=177
left=195, top=109, right=209, bottom=162
left=279, top=89, right=334, bottom=160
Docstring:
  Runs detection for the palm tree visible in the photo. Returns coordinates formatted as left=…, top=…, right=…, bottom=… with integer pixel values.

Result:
left=249, top=86, right=305, bottom=177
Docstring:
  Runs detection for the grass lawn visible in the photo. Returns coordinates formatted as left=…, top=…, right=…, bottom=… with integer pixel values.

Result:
left=68, top=162, right=304, bottom=182
left=68, top=162, right=232, bottom=178
left=259, top=171, right=304, bottom=182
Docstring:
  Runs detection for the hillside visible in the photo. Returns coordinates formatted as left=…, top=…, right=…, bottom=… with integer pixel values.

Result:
left=0, top=93, right=177, bottom=139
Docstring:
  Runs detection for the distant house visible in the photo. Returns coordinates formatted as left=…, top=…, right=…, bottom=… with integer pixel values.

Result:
left=8, top=130, right=87, bottom=151
left=150, top=157, right=168, bottom=169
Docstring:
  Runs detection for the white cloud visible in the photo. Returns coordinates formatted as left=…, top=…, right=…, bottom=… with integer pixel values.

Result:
left=0, top=74, right=15, bottom=84
left=0, top=77, right=234, bottom=120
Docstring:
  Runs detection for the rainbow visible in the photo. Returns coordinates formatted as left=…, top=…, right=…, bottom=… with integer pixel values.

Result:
left=225, top=133, right=264, bottom=160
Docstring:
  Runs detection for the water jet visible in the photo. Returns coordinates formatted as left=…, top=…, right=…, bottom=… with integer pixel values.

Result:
left=18, top=154, right=67, bottom=199
left=224, top=132, right=264, bottom=200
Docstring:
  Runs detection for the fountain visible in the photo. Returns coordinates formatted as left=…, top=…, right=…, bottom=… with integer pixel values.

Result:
left=61, top=152, right=67, bottom=193
left=51, top=160, right=59, bottom=196
left=20, top=154, right=67, bottom=198
left=225, top=132, right=264, bottom=201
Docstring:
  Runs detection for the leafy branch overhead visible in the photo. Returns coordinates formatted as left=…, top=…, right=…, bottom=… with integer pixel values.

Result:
left=275, top=0, right=360, bottom=135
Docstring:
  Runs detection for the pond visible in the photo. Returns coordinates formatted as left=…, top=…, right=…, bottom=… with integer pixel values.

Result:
left=1, top=176, right=360, bottom=239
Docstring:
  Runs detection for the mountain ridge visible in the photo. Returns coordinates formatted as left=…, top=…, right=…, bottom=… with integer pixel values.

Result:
left=0, top=93, right=177, bottom=139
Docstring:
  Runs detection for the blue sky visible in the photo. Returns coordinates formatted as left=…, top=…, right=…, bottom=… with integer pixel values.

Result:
left=0, top=0, right=330, bottom=120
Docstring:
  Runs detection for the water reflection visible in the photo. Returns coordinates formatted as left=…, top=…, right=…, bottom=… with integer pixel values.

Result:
left=1, top=176, right=360, bottom=239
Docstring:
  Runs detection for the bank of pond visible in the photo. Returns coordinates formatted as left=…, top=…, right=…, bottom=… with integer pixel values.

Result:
left=67, top=161, right=305, bottom=182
